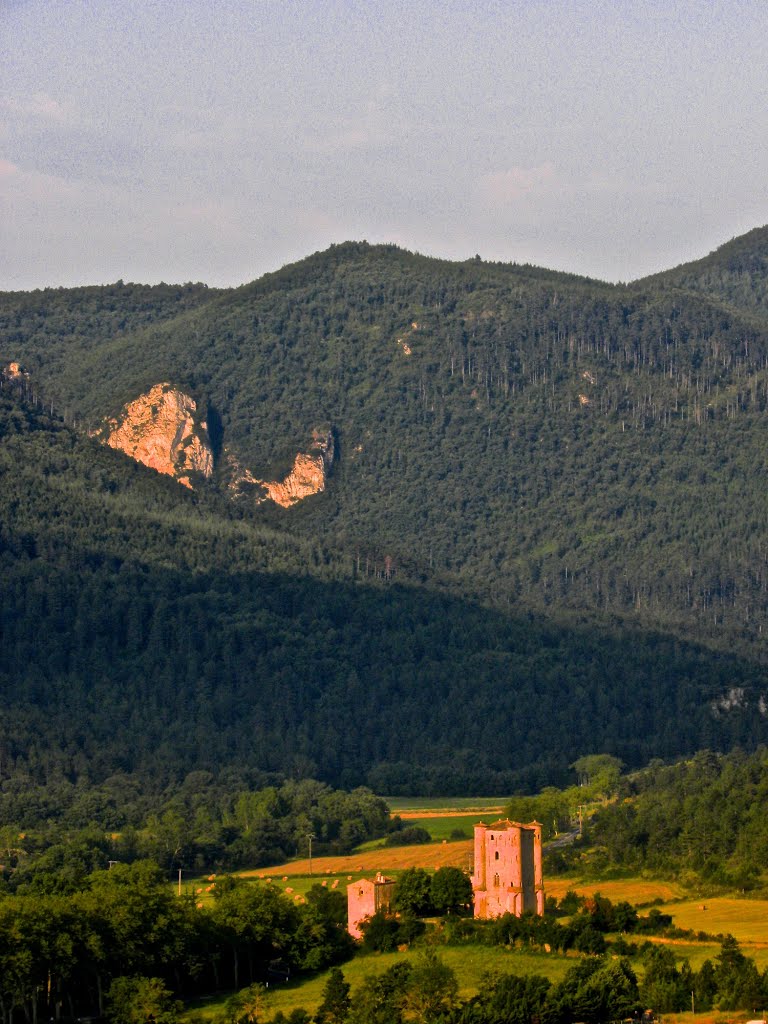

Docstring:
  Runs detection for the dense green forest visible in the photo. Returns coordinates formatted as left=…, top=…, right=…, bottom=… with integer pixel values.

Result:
left=5, top=230, right=768, bottom=796
left=641, top=225, right=768, bottom=319
left=7, top=233, right=768, bottom=651
left=580, top=746, right=768, bottom=886
left=498, top=746, right=768, bottom=889
left=4, top=383, right=768, bottom=795
left=0, top=774, right=393, bottom=896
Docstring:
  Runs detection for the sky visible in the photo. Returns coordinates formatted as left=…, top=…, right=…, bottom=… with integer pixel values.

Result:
left=2, top=0, right=768, bottom=290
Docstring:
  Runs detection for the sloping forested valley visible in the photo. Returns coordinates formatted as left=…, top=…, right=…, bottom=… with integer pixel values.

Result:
left=5, top=228, right=768, bottom=1022
left=4, top=230, right=768, bottom=798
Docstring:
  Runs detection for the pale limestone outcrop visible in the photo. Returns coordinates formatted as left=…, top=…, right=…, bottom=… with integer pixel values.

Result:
left=96, top=383, right=213, bottom=489
left=260, top=448, right=328, bottom=507
left=395, top=320, right=419, bottom=357
left=5, top=362, right=28, bottom=380
left=227, top=429, right=334, bottom=508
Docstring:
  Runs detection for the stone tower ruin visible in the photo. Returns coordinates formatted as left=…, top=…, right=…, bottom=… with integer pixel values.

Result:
left=346, top=871, right=395, bottom=938
left=471, top=818, right=544, bottom=918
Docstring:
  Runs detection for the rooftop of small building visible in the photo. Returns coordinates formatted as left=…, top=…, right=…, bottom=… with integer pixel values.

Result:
left=346, top=872, right=395, bottom=890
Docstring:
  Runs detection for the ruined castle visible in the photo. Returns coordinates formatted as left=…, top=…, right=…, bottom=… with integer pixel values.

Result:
left=346, top=871, right=395, bottom=938
left=471, top=819, right=544, bottom=918
left=346, top=818, right=544, bottom=937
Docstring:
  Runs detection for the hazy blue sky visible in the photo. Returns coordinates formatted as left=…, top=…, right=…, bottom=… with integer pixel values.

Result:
left=2, top=0, right=767, bottom=289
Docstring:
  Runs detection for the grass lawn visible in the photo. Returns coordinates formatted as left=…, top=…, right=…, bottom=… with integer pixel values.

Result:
left=401, top=814, right=480, bottom=841
left=385, top=797, right=508, bottom=813
left=356, top=814, right=480, bottom=849
left=183, top=944, right=577, bottom=1021
left=638, top=935, right=768, bottom=973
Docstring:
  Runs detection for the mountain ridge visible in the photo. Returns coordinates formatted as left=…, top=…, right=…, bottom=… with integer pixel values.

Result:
left=5, top=226, right=768, bottom=793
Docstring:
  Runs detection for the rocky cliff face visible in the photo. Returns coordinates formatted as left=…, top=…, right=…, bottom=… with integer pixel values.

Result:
left=4, top=362, right=29, bottom=380
left=96, top=383, right=214, bottom=489
left=11, top=368, right=330, bottom=504
left=227, top=428, right=334, bottom=507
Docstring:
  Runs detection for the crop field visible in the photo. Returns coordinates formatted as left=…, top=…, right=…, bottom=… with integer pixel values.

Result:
left=657, top=897, right=768, bottom=947
left=545, top=876, right=685, bottom=904
left=253, top=839, right=474, bottom=878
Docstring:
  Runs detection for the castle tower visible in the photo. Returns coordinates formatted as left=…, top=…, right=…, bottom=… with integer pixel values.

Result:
left=471, top=819, right=544, bottom=919
left=346, top=871, right=395, bottom=938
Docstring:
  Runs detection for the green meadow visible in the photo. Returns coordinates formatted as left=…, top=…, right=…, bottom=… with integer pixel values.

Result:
left=184, top=944, right=577, bottom=1021
left=385, top=798, right=508, bottom=813
left=356, top=813, right=479, bottom=848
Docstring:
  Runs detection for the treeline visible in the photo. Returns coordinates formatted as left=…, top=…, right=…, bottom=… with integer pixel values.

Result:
left=0, top=862, right=353, bottom=1024
left=641, top=225, right=768, bottom=320
left=583, top=746, right=768, bottom=885
left=363, top=883, right=682, bottom=959
left=0, top=778, right=390, bottom=889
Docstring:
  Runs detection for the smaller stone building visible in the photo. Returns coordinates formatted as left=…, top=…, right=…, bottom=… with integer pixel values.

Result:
left=346, top=871, right=395, bottom=938
left=471, top=818, right=544, bottom=919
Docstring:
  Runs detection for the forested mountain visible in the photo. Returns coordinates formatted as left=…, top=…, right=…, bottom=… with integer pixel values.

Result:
left=641, top=226, right=768, bottom=320
left=3, top=228, right=768, bottom=796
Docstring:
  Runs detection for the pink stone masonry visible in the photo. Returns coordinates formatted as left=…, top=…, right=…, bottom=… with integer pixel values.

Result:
left=346, top=872, right=395, bottom=938
left=471, top=819, right=544, bottom=919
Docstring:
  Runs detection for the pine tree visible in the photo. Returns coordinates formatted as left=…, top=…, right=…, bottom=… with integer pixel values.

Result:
left=316, top=968, right=351, bottom=1024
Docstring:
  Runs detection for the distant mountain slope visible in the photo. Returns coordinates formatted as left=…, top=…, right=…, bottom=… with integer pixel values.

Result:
left=639, top=225, right=768, bottom=320
left=5, top=231, right=768, bottom=794
left=2, top=385, right=768, bottom=795
left=0, top=280, right=219, bottom=358
left=5, top=238, right=768, bottom=650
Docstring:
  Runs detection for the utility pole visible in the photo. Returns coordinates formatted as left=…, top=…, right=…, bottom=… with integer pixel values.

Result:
left=691, top=990, right=695, bottom=1015
left=307, top=832, right=316, bottom=876
left=178, top=868, right=182, bottom=897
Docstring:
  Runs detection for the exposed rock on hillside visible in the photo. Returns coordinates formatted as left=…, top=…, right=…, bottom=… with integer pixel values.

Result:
left=95, top=383, right=213, bottom=488
left=4, top=362, right=29, bottom=380
left=227, top=428, right=334, bottom=507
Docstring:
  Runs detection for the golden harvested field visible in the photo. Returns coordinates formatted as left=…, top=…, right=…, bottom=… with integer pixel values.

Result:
left=252, top=839, right=473, bottom=878
left=658, top=897, right=768, bottom=946
left=545, top=876, right=685, bottom=903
